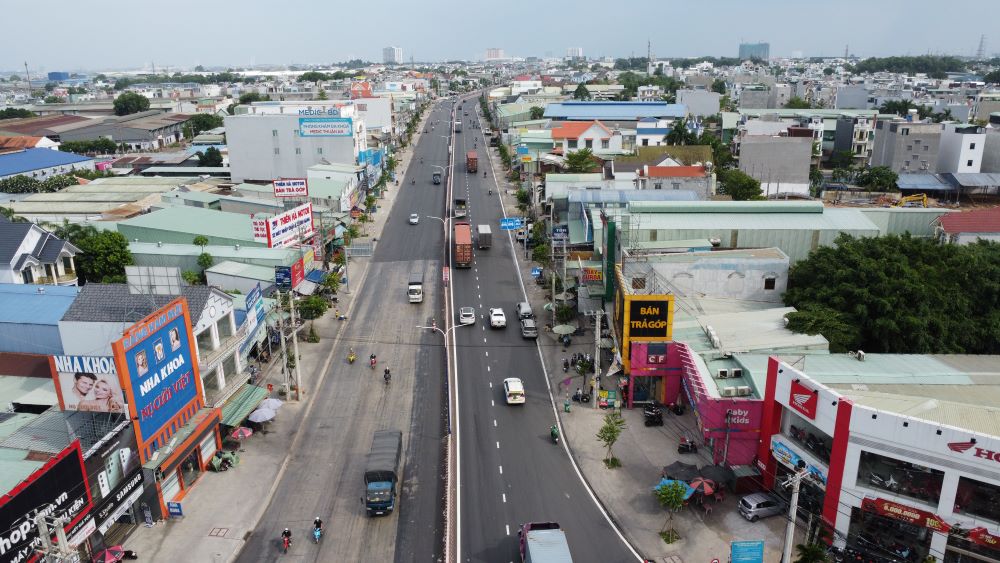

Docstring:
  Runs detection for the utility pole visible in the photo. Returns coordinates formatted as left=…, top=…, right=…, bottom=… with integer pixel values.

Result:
left=33, top=513, right=78, bottom=562
left=288, top=291, right=301, bottom=401
left=583, top=308, right=606, bottom=409
left=781, top=462, right=810, bottom=563
left=23, top=61, right=30, bottom=95
left=276, top=291, right=290, bottom=396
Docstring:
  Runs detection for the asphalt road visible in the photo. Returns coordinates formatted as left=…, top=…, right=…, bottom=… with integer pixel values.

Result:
left=451, top=99, right=637, bottom=562
left=235, top=102, right=451, bottom=563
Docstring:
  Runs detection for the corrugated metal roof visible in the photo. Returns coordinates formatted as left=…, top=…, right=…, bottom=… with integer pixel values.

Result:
left=897, top=173, right=953, bottom=191
left=0, top=148, right=92, bottom=177
left=839, top=391, right=1000, bottom=436
left=0, top=376, right=57, bottom=407
left=544, top=101, right=687, bottom=120
left=568, top=190, right=698, bottom=204
left=696, top=308, right=828, bottom=353
left=0, top=284, right=80, bottom=325
left=942, top=173, right=1000, bottom=188
left=129, top=242, right=298, bottom=262
left=206, top=260, right=277, bottom=281
left=118, top=206, right=256, bottom=241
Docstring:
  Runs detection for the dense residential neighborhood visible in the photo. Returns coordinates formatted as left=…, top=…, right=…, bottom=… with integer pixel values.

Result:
left=2, top=13, right=1000, bottom=563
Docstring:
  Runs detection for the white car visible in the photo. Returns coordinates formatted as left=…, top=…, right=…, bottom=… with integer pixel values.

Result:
left=489, top=307, right=506, bottom=328
left=409, top=213, right=419, bottom=225
left=503, top=378, right=525, bottom=404
left=459, top=307, right=476, bottom=325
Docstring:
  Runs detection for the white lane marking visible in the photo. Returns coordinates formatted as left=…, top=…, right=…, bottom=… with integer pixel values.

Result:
left=487, top=366, right=491, bottom=372
left=499, top=465, right=503, bottom=474
left=496, top=441, right=500, bottom=449
left=491, top=399, right=495, bottom=407
left=505, top=525, right=510, bottom=536
left=493, top=419, right=497, bottom=427
left=502, top=493, right=506, bottom=503
left=485, top=351, right=489, bottom=357
left=483, top=338, right=487, bottom=344
left=488, top=379, right=492, bottom=385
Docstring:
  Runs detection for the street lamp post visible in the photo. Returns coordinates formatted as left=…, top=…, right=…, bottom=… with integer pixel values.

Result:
left=416, top=321, right=468, bottom=434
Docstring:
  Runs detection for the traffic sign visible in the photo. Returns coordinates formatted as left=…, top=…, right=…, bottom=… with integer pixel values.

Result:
left=500, top=217, right=523, bottom=230
left=731, top=540, right=765, bottom=563
left=531, top=267, right=543, bottom=278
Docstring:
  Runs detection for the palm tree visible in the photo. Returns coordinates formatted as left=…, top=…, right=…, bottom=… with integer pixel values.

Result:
left=794, top=543, right=830, bottom=563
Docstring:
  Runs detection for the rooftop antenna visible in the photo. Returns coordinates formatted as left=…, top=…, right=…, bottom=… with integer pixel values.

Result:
left=976, top=35, right=986, bottom=60
left=23, top=61, right=29, bottom=93
left=844, top=44, right=849, bottom=59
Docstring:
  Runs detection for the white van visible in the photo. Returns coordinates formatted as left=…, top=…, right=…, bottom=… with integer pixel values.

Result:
left=408, top=272, right=424, bottom=303
left=503, top=378, right=525, bottom=404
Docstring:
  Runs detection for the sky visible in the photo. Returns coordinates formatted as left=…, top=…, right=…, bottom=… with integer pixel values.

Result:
left=3, top=0, right=996, bottom=72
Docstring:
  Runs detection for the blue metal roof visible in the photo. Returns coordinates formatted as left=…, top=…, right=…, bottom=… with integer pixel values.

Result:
left=305, top=269, right=326, bottom=283
left=0, top=284, right=80, bottom=325
left=544, top=101, right=687, bottom=121
left=637, top=128, right=671, bottom=135
left=0, top=148, right=92, bottom=177
left=897, top=173, right=954, bottom=192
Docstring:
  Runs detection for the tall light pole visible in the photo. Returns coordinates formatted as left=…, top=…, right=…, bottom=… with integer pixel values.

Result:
left=781, top=462, right=810, bottom=563
left=415, top=321, right=469, bottom=435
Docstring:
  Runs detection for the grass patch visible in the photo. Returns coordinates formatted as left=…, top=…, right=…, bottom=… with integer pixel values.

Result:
left=659, top=530, right=680, bottom=544
left=603, top=457, right=622, bottom=469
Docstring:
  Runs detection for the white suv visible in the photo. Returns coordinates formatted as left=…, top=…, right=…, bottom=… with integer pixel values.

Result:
left=489, top=307, right=506, bottom=328
left=503, top=378, right=525, bottom=404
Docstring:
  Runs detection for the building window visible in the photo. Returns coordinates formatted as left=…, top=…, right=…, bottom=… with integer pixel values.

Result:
left=585, top=139, right=593, bottom=149
left=317, top=148, right=323, bottom=155
left=970, top=143, right=976, bottom=150
left=649, top=230, right=657, bottom=241
left=569, top=140, right=578, bottom=149
left=672, top=182, right=680, bottom=190
left=274, top=148, right=280, bottom=155
left=924, top=145, right=929, bottom=152
left=764, top=276, right=776, bottom=290
left=968, top=160, right=974, bottom=167
left=955, top=476, right=1000, bottom=524
left=601, top=139, right=609, bottom=149
left=856, top=450, right=943, bottom=505
left=642, top=139, right=649, bottom=146
left=272, top=130, right=278, bottom=137
left=196, top=329, right=214, bottom=358
left=217, top=314, right=234, bottom=340
left=654, top=182, right=662, bottom=190
left=784, top=412, right=832, bottom=464
left=906, top=145, right=913, bottom=151
left=295, top=148, right=301, bottom=155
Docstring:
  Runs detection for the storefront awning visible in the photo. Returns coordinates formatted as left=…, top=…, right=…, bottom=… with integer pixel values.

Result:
left=220, top=385, right=268, bottom=427
left=305, top=269, right=328, bottom=283
left=295, top=280, right=318, bottom=295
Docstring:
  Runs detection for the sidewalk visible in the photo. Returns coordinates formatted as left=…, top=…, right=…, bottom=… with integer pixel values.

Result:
left=490, top=148, right=794, bottom=562
left=122, top=109, right=432, bottom=563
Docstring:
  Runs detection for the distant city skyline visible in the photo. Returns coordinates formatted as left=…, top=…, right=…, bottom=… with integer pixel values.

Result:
left=1, top=0, right=996, bottom=72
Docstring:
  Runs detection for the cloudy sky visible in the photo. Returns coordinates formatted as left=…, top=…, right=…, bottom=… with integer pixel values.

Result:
left=3, top=0, right=995, bottom=72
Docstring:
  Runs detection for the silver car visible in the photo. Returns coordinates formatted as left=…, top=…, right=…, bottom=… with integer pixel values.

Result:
left=738, top=493, right=787, bottom=522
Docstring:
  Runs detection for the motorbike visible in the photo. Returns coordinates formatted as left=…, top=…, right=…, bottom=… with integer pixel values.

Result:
left=384, top=370, right=391, bottom=385
left=869, top=471, right=899, bottom=491
left=678, top=436, right=698, bottom=454
left=550, top=425, right=560, bottom=444
left=313, top=527, right=322, bottom=544
left=281, top=535, right=291, bottom=554
left=572, top=389, right=591, bottom=403
left=643, top=405, right=664, bottom=427
left=348, top=351, right=356, bottom=364
left=370, top=357, right=377, bottom=370
left=562, top=358, right=569, bottom=372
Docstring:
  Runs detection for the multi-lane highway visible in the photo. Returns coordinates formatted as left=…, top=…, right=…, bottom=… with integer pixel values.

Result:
left=450, top=96, right=638, bottom=562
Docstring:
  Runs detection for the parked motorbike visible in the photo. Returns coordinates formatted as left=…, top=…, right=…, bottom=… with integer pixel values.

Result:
left=643, top=405, right=664, bottom=427
left=572, top=388, right=591, bottom=403
left=562, top=358, right=569, bottom=372
left=678, top=436, right=698, bottom=454
left=869, top=471, right=899, bottom=491
left=550, top=425, right=560, bottom=444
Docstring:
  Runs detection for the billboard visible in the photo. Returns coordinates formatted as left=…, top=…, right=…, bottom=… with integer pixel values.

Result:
left=266, top=203, right=314, bottom=248
left=272, top=178, right=309, bottom=198
left=51, top=355, right=125, bottom=413
left=0, top=441, right=92, bottom=563
left=112, top=298, right=203, bottom=458
left=245, top=284, right=264, bottom=333
left=624, top=295, right=674, bottom=341
left=298, top=117, right=353, bottom=137
left=251, top=217, right=268, bottom=242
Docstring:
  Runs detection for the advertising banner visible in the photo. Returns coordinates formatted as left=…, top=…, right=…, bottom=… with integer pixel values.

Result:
left=112, top=298, right=202, bottom=457
left=298, top=117, right=353, bottom=137
left=731, top=540, right=765, bottom=563
left=624, top=295, right=674, bottom=341
left=272, top=178, right=309, bottom=198
left=251, top=218, right=268, bottom=242
left=290, top=257, right=305, bottom=289
left=861, top=497, right=951, bottom=533
left=0, top=441, right=92, bottom=563
left=245, top=284, right=264, bottom=333
left=95, top=470, right=144, bottom=534
left=968, top=528, right=1000, bottom=551
left=275, top=266, right=291, bottom=289
left=83, top=427, right=140, bottom=507
left=770, top=436, right=828, bottom=489
left=266, top=203, right=314, bottom=249
left=51, top=355, right=124, bottom=413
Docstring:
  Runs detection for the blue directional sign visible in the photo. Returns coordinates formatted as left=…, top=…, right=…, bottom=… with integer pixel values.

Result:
left=731, top=540, right=765, bottom=563
left=531, top=267, right=543, bottom=278
left=500, top=217, right=523, bottom=231
left=167, top=502, right=184, bottom=518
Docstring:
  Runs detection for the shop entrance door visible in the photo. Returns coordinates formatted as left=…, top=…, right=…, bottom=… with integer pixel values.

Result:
left=632, top=376, right=654, bottom=403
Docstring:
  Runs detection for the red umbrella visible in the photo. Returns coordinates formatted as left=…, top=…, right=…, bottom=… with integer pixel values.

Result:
left=688, top=477, right=716, bottom=496
left=93, top=546, right=124, bottom=563
left=230, top=427, right=253, bottom=440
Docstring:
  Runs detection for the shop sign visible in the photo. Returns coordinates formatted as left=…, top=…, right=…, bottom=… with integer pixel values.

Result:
left=968, top=528, right=1000, bottom=551
left=266, top=203, right=314, bottom=248
left=947, top=440, right=1000, bottom=465
left=274, top=266, right=291, bottom=289
left=50, top=355, right=124, bottom=413
left=861, top=497, right=950, bottom=533
left=624, top=295, right=673, bottom=340
left=770, top=436, right=827, bottom=489
left=96, top=470, right=144, bottom=534
left=788, top=379, right=818, bottom=420
left=299, top=117, right=353, bottom=137
left=167, top=502, right=183, bottom=518
left=582, top=267, right=603, bottom=283
left=272, top=178, right=309, bottom=198
left=731, top=540, right=765, bottom=563
left=251, top=218, right=268, bottom=242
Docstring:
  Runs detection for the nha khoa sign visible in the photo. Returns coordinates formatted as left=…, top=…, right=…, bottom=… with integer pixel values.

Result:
left=51, top=355, right=125, bottom=413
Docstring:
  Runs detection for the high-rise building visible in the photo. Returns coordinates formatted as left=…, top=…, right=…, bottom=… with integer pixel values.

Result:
left=485, top=48, right=505, bottom=61
left=382, top=46, right=403, bottom=64
left=738, top=42, right=770, bottom=61
left=566, top=47, right=584, bottom=59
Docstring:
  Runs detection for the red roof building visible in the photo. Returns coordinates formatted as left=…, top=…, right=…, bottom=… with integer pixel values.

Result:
left=937, top=207, right=1000, bottom=245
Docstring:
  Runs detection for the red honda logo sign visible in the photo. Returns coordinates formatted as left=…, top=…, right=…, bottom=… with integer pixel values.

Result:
left=948, top=441, right=976, bottom=453
left=788, top=380, right=818, bottom=419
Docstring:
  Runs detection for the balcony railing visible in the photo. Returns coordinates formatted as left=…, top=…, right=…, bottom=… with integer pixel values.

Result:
left=198, top=323, right=248, bottom=374
left=34, top=272, right=79, bottom=286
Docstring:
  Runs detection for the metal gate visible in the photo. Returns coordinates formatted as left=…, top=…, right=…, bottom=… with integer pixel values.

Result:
left=345, top=242, right=374, bottom=257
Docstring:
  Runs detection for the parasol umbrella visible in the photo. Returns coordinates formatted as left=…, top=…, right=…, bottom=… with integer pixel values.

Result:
left=599, top=337, right=614, bottom=349
left=553, top=291, right=574, bottom=301
left=688, top=477, right=716, bottom=496
left=653, top=478, right=695, bottom=500
left=662, top=461, right=700, bottom=481
left=92, top=546, right=124, bottom=563
left=700, top=464, right=736, bottom=489
left=552, top=324, right=576, bottom=335
left=259, top=398, right=284, bottom=410
left=230, top=427, right=253, bottom=440
left=248, top=407, right=277, bottom=423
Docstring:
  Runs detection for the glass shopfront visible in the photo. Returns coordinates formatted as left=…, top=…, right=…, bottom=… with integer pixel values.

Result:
left=783, top=411, right=833, bottom=464
left=857, top=450, right=944, bottom=505
left=847, top=506, right=933, bottom=563
left=945, top=532, right=1000, bottom=563
left=954, top=477, right=1000, bottom=525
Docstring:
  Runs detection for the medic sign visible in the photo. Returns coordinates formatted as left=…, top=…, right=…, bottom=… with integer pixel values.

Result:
left=861, top=497, right=950, bottom=533
left=788, top=379, right=818, bottom=420
left=272, top=178, right=309, bottom=198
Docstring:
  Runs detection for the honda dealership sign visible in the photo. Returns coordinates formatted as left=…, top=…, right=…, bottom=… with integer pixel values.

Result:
left=788, top=379, right=818, bottom=419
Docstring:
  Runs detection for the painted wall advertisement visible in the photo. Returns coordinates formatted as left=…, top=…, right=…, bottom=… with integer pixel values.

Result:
left=50, top=355, right=125, bottom=413
left=112, top=298, right=203, bottom=460
left=0, top=441, right=92, bottom=563
left=272, top=178, right=309, bottom=198
left=266, top=203, right=315, bottom=249
left=298, top=117, right=353, bottom=137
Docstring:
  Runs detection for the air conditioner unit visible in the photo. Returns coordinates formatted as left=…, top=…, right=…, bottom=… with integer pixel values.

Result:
left=732, top=368, right=744, bottom=378
left=721, top=387, right=738, bottom=397
left=736, top=386, right=752, bottom=396
left=717, top=369, right=729, bottom=379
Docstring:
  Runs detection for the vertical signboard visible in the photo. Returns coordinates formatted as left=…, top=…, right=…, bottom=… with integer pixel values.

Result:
left=111, top=298, right=203, bottom=461
left=245, top=284, right=264, bottom=333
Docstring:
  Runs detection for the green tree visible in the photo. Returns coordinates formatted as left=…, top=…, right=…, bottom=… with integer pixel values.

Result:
left=573, top=83, right=590, bottom=100
left=238, top=92, right=269, bottom=105
left=823, top=67, right=835, bottom=76
left=529, top=106, right=545, bottom=120
left=697, top=131, right=734, bottom=169
left=654, top=480, right=687, bottom=543
left=186, top=113, right=224, bottom=136
left=0, top=176, right=41, bottom=194
left=531, top=243, right=550, bottom=266
left=54, top=225, right=134, bottom=283
left=596, top=412, right=626, bottom=468
left=194, top=65, right=205, bottom=72
left=196, top=252, right=214, bottom=271
left=718, top=169, right=764, bottom=200
left=296, top=295, right=329, bottom=320
left=0, top=108, right=34, bottom=120
left=794, top=543, right=831, bottom=563
left=710, top=79, right=726, bottom=94
left=565, top=148, right=598, bottom=173
left=197, top=147, right=223, bottom=167
left=321, top=271, right=341, bottom=295
left=192, top=235, right=209, bottom=251
left=664, top=120, right=696, bottom=145
left=784, top=96, right=812, bottom=109
left=829, top=149, right=855, bottom=169
left=854, top=166, right=899, bottom=192
left=985, top=70, right=1000, bottom=84
left=113, top=92, right=151, bottom=116
left=43, top=95, right=64, bottom=104
left=181, top=271, right=202, bottom=285
left=316, top=89, right=328, bottom=100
